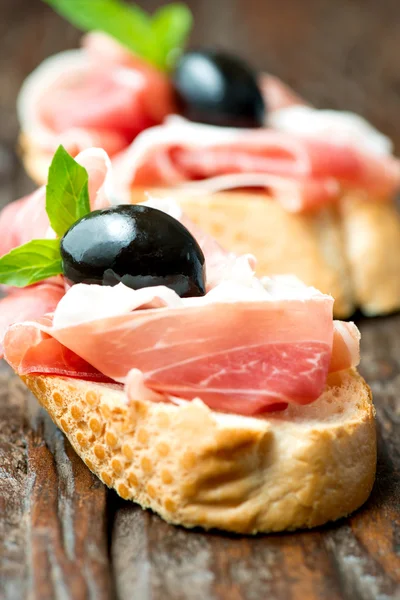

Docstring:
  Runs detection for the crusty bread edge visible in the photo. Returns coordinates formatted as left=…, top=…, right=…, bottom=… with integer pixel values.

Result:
left=22, top=369, right=376, bottom=534
left=340, top=191, right=400, bottom=316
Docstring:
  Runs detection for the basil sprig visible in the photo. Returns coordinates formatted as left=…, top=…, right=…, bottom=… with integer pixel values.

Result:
left=46, top=145, right=90, bottom=237
left=0, top=146, right=91, bottom=287
left=0, top=240, right=62, bottom=287
left=43, top=0, right=193, bottom=71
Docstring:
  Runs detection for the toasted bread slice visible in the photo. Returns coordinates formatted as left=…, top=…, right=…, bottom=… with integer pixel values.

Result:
left=22, top=368, right=376, bottom=534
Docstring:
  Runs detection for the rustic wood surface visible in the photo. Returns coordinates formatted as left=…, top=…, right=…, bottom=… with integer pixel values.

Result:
left=0, top=1, right=400, bottom=599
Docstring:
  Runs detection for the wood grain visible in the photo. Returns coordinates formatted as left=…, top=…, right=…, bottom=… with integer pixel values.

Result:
left=0, top=1, right=400, bottom=599
left=0, top=366, right=112, bottom=600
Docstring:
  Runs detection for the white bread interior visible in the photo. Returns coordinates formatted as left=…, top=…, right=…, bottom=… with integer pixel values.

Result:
left=23, top=368, right=376, bottom=534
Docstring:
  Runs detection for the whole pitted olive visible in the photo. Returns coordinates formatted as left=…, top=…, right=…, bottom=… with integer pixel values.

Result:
left=173, top=50, right=266, bottom=128
left=60, top=205, right=206, bottom=297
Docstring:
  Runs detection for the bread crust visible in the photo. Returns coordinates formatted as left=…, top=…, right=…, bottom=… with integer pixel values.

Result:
left=22, top=369, right=376, bottom=534
left=340, top=191, right=400, bottom=316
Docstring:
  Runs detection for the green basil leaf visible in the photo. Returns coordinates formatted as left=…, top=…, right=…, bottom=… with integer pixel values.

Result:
left=43, top=0, right=159, bottom=67
left=151, top=3, right=193, bottom=70
left=46, top=145, right=90, bottom=238
left=0, top=239, right=62, bottom=287
left=43, top=0, right=193, bottom=70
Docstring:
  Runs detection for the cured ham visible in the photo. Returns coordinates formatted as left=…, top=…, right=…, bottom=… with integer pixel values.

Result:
left=0, top=189, right=49, bottom=257
left=17, top=33, right=176, bottom=161
left=5, top=285, right=334, bottom=414
left=330, top=321, right=360, bottom=373
left=0, top=148, right=113, bottom=257
left=113, top=117, right=400, bottom=211
left=3, top=317, right=114, bottom=383
left=0, top=283, right=64, bottom=358
left=259, top=73, right=307, bottom=112
left=0, top=147, right=118, bottom=358
left=18, top=29, right=306, bottom=169
left=0, top=162, right=237, bottom=293
left=0, top=153, right=362, bottom=415
left=1, top=200, right=361, bottom=414
left=270, top=105, right=394, bottom=157
left=17, top=334, right=114, bottom=384
left=3, top=275, right=360, bottom=415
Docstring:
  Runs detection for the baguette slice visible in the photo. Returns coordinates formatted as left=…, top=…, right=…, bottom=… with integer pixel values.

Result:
left=22, top=368, right=376, bottom=534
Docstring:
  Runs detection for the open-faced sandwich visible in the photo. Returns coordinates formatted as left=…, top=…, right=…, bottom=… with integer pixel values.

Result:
left=18, top=2, right=400, bottom=319
left=18, top=0, right=191, bottom=182
left=19, top=0, right=294, bottom=182
left=0, top=147, right=376, bottom=534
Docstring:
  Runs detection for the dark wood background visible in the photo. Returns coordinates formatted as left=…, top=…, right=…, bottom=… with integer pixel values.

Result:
left=0, top=1, right=400, bottom=599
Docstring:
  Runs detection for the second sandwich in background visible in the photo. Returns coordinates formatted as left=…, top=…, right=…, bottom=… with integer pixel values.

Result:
left=16, top=1, right=400, bottom=318
left=118, top=107, right=400, bottom=319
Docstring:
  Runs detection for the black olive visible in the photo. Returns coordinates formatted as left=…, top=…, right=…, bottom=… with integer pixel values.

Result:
left=60, top=205, right=206, bottom=297
left=173, top=50, right=265, bottom=128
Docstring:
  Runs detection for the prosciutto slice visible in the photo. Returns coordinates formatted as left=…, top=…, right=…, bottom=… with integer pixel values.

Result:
left=0, top=148, right=114, bottom=257
left=18, top=29, right=305, bottom=166
left=0, top=189, right=49, bottom=257
left=3, top=275, right=359, bottom=415
left=1, top=200, right=361, bottom=415
left=259, top=74, right=307, bottom=112
left=330, top=321, right=360, bottom=373
left=0, top=188, right=240, bottom=366
left=112, top=117, right=400, bottom=211
left=17, top=32, right=176, bottom=161
left=4, top=319, right=115, bottom=383
left=0, top=283, right=64, bottom=358
left=0, top=148, right=119, bottom=347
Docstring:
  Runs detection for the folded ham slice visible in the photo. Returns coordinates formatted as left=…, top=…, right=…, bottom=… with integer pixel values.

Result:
left=259, top=74, right=308, bottom=112
left=0, top=196, right=360, bottom=414
left=0, top=148, right=118, bottom=351
left=0, top=148, right=113, bottom=257
left=4, top=316, right=115, bottom=383
left=112, top=117, right=400, bottom=211
left=0, top=283, right=64, bottom=358
left=3, top=274, right=360, bottom=415
left=329, top=321, right=360, bottom=373
left=0, top=189, right=49, bottom=257
left=17, top=33, right=176, bottom=161
left=18, top=31, right=304, bottom=168
left=0, top=186, right=241, bottom=367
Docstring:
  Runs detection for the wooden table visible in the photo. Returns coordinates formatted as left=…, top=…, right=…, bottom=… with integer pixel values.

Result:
left=0, top=1, right=399, bottom=598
